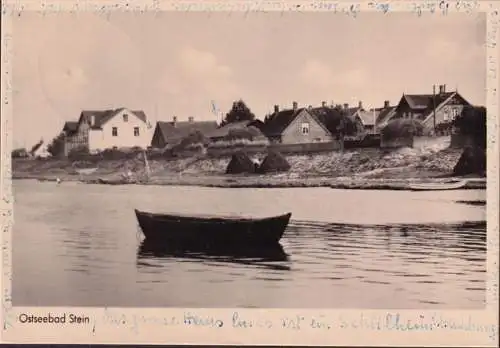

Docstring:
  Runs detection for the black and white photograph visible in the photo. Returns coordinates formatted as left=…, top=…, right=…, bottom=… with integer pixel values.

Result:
left=7, top=5, right=490, bottom=315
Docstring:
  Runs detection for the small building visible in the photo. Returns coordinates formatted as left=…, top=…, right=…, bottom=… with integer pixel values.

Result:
left=393, top=85, right=471, bottom=135
left=63, top=107, right=151, bottom=155
left=150, top=116, right=218, bottom=148
left=355, top=109, right=379, bottom=133
left=262, top=102, right=334, bottom=144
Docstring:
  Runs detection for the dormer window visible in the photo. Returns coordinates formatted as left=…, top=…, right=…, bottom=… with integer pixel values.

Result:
left=123, top=114, right=128, bottom=122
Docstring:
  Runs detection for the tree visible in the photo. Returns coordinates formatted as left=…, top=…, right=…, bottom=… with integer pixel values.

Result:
left=46, top=132, right=66, bottom=157
left=221, top=99, right=256, bottom=126
left=453, top=106, right=487, bottom=148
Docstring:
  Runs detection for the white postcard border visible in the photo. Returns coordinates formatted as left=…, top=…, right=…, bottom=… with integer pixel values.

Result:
left=1, top=0, right=498, bottom=346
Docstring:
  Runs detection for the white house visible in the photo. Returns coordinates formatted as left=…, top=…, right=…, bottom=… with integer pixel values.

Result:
left=64, top=107, right=152, bottom=153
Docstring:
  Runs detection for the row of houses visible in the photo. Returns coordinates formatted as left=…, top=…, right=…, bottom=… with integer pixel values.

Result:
left=61, top=84, right=472, bottom=155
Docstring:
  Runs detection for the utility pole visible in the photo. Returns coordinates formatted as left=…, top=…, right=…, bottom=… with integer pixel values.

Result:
left=432, top=84, right=437, bottom=136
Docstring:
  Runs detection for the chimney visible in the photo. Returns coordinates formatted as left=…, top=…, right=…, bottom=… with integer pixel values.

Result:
left=274, top=105, right=279, bottom=114
left=188, top=116, right=194, bottom=123
left=384, top=100, right=390, bottom=108
left=358, top=100, right=363, bottom=109
left=322, top=101, right=327, bottom=107
left=172, top=116, right=177, bottom=126
left=292, top=101, right=298, bottom=111
left=439, top=84, right=446, bottom=94
left=343, top=103, right=349, bottom=110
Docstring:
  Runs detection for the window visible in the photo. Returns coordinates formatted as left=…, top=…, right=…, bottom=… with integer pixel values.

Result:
left=123, top=114, right=128, bottom=122
left=134, top=127, right=140, bottom=136
left=451, top=109, right=459, bottom=119
left=301, top=122, right=310, bottom=135
left=112, top=127, right=118, bottom=136
left=443, top=110, right=449, bottom=121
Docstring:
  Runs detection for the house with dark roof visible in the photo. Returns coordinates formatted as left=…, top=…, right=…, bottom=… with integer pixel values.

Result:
left=63, top=107, right=150, bottom=154
left=393, top=85, right=471, bottom=134
left=261, top=102, right=335, bottom=144
left=150, top=116, right=218, bottom=148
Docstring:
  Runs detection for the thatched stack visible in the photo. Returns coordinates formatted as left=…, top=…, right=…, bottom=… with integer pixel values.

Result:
left=453, top=146, right=486, bottom=177
left=225, top=150, right=256, bottom=174
left=257, top=150, right=291, bottom=174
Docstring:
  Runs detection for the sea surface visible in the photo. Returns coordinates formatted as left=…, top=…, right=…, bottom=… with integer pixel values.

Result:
left=12, top=180, right=487, bottom=308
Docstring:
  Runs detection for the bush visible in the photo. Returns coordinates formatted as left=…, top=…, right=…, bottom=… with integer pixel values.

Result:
left=68, top=146, right=90, bottom=160
left=381, top=118, right=424, bottom=141
left=453, top=106, right=486, bottom=148
left=12, top=148, right=29, bottom=158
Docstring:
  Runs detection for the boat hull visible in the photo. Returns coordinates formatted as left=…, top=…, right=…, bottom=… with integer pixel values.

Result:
left=408, top=180, right=467, bottom=191
left=134, top=209, right=292, bottom=246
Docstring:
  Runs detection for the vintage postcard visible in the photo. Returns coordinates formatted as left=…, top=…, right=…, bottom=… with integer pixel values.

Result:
left=1, top=0, right=498, bottom=345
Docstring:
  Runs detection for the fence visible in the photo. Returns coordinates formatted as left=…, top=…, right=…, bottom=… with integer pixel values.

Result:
left=205, top=140, right=342, bottom=158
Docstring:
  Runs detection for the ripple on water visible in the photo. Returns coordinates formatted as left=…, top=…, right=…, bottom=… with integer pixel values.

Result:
left=129, top=219, right=486, bottom=308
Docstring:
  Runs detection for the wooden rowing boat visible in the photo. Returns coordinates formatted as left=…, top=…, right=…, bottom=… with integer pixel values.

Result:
left=408, top=180, right=468, bottom=191
left=75, top=168, right=98, bottom=175
left=134, top=209, right=292, bottom=246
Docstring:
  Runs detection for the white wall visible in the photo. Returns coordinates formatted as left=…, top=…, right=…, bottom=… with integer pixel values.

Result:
left=88, top=109, right=152, bottom=151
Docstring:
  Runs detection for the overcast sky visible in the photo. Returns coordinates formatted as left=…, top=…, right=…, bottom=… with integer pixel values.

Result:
left=11, top=11, right=485, bottom=148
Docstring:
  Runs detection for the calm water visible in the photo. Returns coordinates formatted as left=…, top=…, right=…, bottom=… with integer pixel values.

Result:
left=12, top=180, right=486, bottom=308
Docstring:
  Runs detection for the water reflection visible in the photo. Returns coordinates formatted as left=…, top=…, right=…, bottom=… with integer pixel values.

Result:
left=137, top=240, right=290, bottom=270
left=13, top=180, right=487, bottom=308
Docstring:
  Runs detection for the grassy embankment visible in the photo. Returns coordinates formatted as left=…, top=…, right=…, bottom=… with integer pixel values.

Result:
left=11, top=137, right=486, bottom=190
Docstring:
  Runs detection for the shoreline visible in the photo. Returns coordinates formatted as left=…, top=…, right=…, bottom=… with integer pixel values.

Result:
left=12, top=173, right=487, bottom=190
left=11, top=144, right=486, bottom=191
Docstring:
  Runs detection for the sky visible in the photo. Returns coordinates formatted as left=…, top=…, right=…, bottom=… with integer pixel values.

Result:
left=11, top=11, right=486, bottom=149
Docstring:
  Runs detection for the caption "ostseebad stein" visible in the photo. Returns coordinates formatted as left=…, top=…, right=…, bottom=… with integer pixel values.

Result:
left=18, top=313, right=90, bottom=324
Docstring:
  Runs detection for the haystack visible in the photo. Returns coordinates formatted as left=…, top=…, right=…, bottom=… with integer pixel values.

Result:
left=453, top=146, right=486, bottom=177
left=225, top=150, right=256, bottom=174
left=257, top=150, right=291, bottom=174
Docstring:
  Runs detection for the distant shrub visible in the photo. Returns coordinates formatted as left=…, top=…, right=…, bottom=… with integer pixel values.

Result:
left=11, top=148, right=29, bottom=158
left=223, top=126, right=264, bottom=141
left=381, top=118, right=424, bottom=141
left=453, top=106, right=486, bottom=149
left=68, top=146, right=90, bottom=160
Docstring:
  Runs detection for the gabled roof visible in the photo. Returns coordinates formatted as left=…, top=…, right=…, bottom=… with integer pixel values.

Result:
left=78, top=108, right=147, bottom=130
left=63, top=121, right=79, bottom=135
left=398, top=92, right=456, bottom=114
left=264, top=106, right=351, bottom=137
left=356, top=110, right=379, bottom=126
left=375, top=106, right=397, bottom=125
left=155, top=120, right=219, bottom=142
left=308, top=106, right=347, bottom=134
left=262, top=108, right=303, bottom=136
left=345, top=106, right=363, bottom=117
